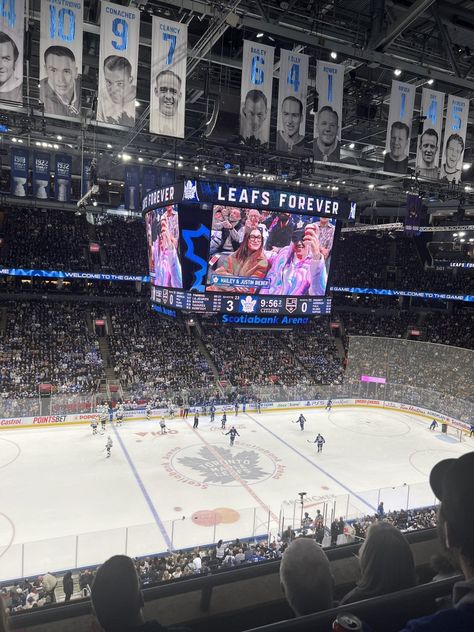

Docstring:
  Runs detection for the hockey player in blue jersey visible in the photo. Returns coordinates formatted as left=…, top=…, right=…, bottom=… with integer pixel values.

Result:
left=225, top=426, right=240, bottom=446
left=210, top=404, right=216, bottom=422
left=325, top=399, right=332, bottom=411
left=429, top=419, right=438, bottom=431
left=298, top=414, right=306, bottom=430
left=314, top=433, right=326, bottom=453
left=221, top=413, right=227, bottom=430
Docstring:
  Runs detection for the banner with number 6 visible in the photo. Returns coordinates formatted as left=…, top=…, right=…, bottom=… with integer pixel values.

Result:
left=276, top=50, right=309, bottom=155
left=150, top=17, right=187, bottom=138
left=313, top=60, right=344, bottom=163
left=240, top=39, right=274, bottom=146
left=97, top=2, right=140, bottom=128
left=415, top=88, right=445, bottom=179
left=384, top=80, right=415, bottom=174
left=39, top=0, right=83, bottom=119
left=440, top=94, right=469, bottom=183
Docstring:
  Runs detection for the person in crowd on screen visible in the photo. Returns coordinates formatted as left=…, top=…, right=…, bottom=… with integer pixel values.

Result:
left=315, top=217, right=335, bottom=260
left=280, top=538, right=334, bottom=616
left=417, top=128, right=439, bottom=179
left=440, top=133, right=464, bottom=183
left=97, top=55, right=136, bottom=127
left=339, top=521, right=416, bottom=605
left=400, top=452, right=474, bottom=632
left=0, top=32, right=22, bottom=102
left=384, top=121, right=410, bottom=173
left=240, top=89, right=268, bottom=145
left=209, top=207, right=244, bottom=256
left=260, top=224, right=327, bottom=296
left=243, top=208, right=269, bottom=245
left=152, top=214, right=182, bottom=288
left=207, top=229, right=269, bottom=293
left=40, top=46, right=81, bottom=117
left=265, top=212, right=294, bottom=251
left=377, top=501, right=385, bottom=517
left=313, top=106, right=340, bottom=162
left=153, top=69, right=182, bottom=136
left=276, top=96, right=306, bottom=154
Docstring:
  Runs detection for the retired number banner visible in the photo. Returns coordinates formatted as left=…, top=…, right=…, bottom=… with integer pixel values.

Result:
left=440, top=94, right=469, bottom=183
left=240, top=39, right=274, bottom=146
left=54, top=153, right=72, bottom=202
left=384, top=80, right=415, bottom=174
left=150, top=17, right=187, bottom=138
left=39, top=0, right=83, bottom=119
left=10, top=146, right=28, bottom=197
left=97, top=2, right=140, bottom=127
left=313, top=60, right=344, bottom=163
left=0, top=0, right=24, bottom=103
left=276, top=50, right=309, bottom=155
left=33, top=151, right=51, bottom=199
left=415, top=88, right=445, bottom=180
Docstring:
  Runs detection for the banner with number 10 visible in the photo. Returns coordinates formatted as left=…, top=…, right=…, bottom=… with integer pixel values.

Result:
left=39, top=0, right=83, bottom=119
left=150, top=16, right=187, bottom=138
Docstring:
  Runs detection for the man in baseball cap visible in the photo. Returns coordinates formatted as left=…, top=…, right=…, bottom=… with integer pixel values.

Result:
left=400, top=452, right=474, bottom=631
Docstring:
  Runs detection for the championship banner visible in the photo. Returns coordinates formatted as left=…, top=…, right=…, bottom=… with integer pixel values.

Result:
left=10, top=147, right=28, bottom=197
left=97, top=2, right=140, bottom=127
left=415, top=88, right=445, bottom=179
left=276, top=49, right=309, bottom=155
left=313, top=60, right=344, bottom=162
left=32, top=151, right=51, bottom=199
left=54, top=154, right=72, bottom=202
left=39, top=0, right=83, bottom=119
left=142, top=166, right=158, bottom=194
left=384, top=80, right=415, bottom=174
left=124, top=164, right=140, bottom=210
left=240, top=39, right=274, bottom=146
left=81, top=157, right=92, bottom=196
left=0, top=0, right=24, bottom=103
left=150, top=17, right=187, bottom=138
left=440, top=94, right=469, bottom=183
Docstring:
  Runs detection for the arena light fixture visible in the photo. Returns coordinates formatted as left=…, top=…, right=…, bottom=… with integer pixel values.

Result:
left=349, top=143, right=355, bottom=149
left=462, top=163, right=471, bottom=170
left=330, top=51, right=337, bottom=60
left=427, top=79, right=434, bottom=85
left=135, top=100, right=140, bottom=107
left=368, top=183, right=375, bottom=189
left=138, top=157, right=144, bottom=162
left=57, top=135, right=62, bottom=140
left=394, top=69, right=402, bottom=76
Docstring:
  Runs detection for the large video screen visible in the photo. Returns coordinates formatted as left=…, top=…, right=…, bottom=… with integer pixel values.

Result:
left=207, top=206, right=335, bottom=296
left=145, top=205, right=183, bottom=289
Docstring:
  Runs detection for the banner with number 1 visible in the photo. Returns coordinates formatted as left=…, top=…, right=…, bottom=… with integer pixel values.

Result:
left=39, top=0, right=83, bottom=119
left=314, top=60, right=344, bottom=163
left=240, top=39, right=274, bottom=146
left=150, top=16, right=187, bottom=138
left=97, top=1, right=140, bottom=128
left=384, top=80, right=415, bottom=174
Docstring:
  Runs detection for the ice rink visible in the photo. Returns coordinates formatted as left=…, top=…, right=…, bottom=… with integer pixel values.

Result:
left=0, top=405, right=471, bottom=581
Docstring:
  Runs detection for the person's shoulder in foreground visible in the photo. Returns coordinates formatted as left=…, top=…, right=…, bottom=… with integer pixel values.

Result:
left=400, top=600, right=474, bottom=631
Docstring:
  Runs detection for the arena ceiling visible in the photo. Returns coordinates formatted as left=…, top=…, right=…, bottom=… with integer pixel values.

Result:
left=2, top=0, right=474, bottom=209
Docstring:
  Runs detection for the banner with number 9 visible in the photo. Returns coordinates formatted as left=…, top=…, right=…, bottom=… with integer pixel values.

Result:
left=276, top=50, right=309, bottom=155
left=240, top=40, right=274, bottom=146
left=39, top=0, right=83, bottom=119
left=150, top=16, right=187, bottom=138
left=96, top=2, right=140, bottom=128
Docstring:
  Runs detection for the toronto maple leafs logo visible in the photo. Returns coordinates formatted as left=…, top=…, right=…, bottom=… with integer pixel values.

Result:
left=240, top=295, right=257, bottom=313
left=183, top=180, right=199, bottom=201
left=178, top=446, right=270, bottom=484
left=182, top=225, right=211, bottom=291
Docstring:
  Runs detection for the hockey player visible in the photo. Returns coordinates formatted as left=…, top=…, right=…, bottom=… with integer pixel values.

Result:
left=234, top=401, right=239, bottom=416
left=298, top=414, right=306, bottom=430
left=100, top=404, right=107, bottom=433
left=116, top=403, right=124, bottom=426
left=193, top=413, right=199, bottom=429
left=314, top=433, right=326, bottom=453
left=256, top=397, right=261, bottom=414
left=160, top=416, right=167, bottom=434
left=91, top=418, right=98, bottom=435
left=105, top=436, right=113, bottom=458
left=470, top=423, right=474, bottom=438
left=210, top=404, right=216, bottom=423
left=429, top=419, right=438, bottom=431
left=225, top=426, right=240, bottom=447
left=146, top=402, right=152, bottom=420
left=221, top=412, right=227, bottom=430
left=325, top=399, right=332, bottom=411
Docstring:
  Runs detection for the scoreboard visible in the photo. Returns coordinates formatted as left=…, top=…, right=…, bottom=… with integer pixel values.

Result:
left=151, top=286, right=331, bottom=315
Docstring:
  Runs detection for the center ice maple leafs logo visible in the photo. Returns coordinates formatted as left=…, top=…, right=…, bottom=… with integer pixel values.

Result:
left=178, top=446, right=269, bottom=484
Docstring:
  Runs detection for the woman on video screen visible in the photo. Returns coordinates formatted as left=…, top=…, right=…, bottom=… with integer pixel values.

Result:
left=152, top=214, right=182, bottom=288
left=208, top=228, right=269, bottom=293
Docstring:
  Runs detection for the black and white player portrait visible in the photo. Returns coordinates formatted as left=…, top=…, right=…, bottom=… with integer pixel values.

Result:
left=241, top=89, right=268, bottom=145
left=313, top=106, right=340, bottom=162
left=276, top=96, right=306, bottom=154
left=97, top=55, right=136, bottom=126
left=0, top=31, right=22, bottom=102
left=440, top=133, right=464, bottom=183
left=153, top=69, right=182, bottom=136
left=384, top=121, right=410, bottom=174
left=40, top=45, right=81, bottom=117
left=417, top=128, right=439, bottom=179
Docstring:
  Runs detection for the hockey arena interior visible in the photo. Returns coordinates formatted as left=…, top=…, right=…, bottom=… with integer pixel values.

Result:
left=1, top=1, right=474, bottom=631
